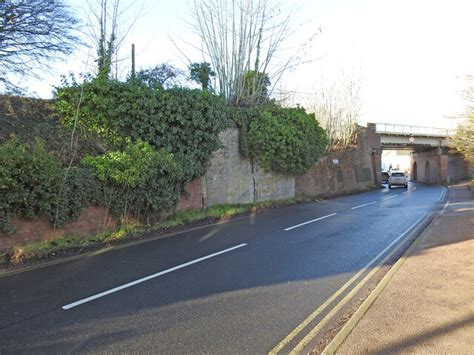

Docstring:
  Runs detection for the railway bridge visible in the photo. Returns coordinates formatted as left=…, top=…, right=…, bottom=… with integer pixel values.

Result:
left=371, top=123, right=468, bottom=184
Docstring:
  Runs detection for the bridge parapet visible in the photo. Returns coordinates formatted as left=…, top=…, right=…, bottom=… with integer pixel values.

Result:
left=374, top=123, right=455, bottom=137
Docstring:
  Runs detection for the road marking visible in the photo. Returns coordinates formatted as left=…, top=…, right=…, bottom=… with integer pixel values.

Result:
left=322, top=214, right=432, bottom=354
left=284, top=213, right=337, bottom=231
left=62, top=243, right=247, bottom=310
left=437, top=186, right=447, bottom=202
left=351, top=201, right=376, bottom=210
left=287, top=214, right=428, bottom=354
left=270, top=214, right=427, bottom=355
left=383, top=195, right=398, bottom=200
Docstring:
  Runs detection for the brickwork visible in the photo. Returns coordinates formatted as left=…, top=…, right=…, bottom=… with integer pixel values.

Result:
left=0, top=207, right=117, bottom=250
left=176, top=178, right=204, bottom=211
left=254, top=165, right=295, bottom=202
left=448, top=153, right=469, bottom=182
left=296, top=149, right=374, bottom=197
left=411, top=150, right=445, bottom=184
left=295, top=126, right=380, bottom=197
left=0, top=125, right=383, bottom=251
left=203, top=126, right=295, bottom=206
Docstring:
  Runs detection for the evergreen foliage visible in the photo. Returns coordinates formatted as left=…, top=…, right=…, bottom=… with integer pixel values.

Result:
left=0, top=137, right=62, bottom=234
left=233, top=105, right=328, bottom=175
left=83, top=141, right=183, bottom=222
left=54, top=77, right=227, bottom=180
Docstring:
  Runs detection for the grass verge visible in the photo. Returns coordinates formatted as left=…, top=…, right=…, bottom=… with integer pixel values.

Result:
left=1, top=197, right=306, bottom=268
left=1, top=185, right=379, bottom=269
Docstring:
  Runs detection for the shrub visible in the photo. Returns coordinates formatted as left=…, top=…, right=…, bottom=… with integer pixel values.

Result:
left=240, top=70, right=271, bottom=106
left=54, top=75, right=130, bottom=146
left=52, top=167, right=103, bottom=227
left=242, top=105, right=328, bottom=175
left=55, top=77, right=227, bottom=181
left=0, top=137, right=62, bottom=234
left=82, top=140, right=183, bottom=222
left=0, top=95, right=102, bottom=166
left=227, top=105, right=259, bottom=157
left=120, top=87, right=228, bottom=180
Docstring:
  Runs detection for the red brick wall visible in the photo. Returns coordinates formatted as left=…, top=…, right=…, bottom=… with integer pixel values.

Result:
left=295, top=126, right=381, bottom=197
left=0, top=207, right=117, bottom=250
left=0, top=178, right=205, bottom=251
left=176, top=177, right=204, bottom=211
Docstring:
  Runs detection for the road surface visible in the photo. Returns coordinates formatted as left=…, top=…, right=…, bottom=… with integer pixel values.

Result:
left=0, top=183, right=446, bottom=354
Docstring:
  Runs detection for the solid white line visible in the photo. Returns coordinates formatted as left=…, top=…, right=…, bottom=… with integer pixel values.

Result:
left=383, top=195, right=398, bottom=200
left=437, top=187, right=446, bottom=202
left=288, top=213, right=429, bottom=353
left=284, top=213, right=337, bottom=231
left=351, top=201, right=377, bottom=210
left=62, top=243, right=247, bottom=310
left=271, top=213, right=428, bottom=354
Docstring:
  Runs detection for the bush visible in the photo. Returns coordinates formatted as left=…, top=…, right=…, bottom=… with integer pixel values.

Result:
left=82, top=140, right=183, bottom=222
left=52, top=167, right=103, bottom=227
left=0, top=137, right=62, bottom=234
left=241, top=105, right=328, bottom=175
left=55, top=77, right=227, bottom=180
left=227, top=106, right=259, bottom=157
left=0, top=95, right=102, bottom=166
left=121, top=87, right=228, bottom=180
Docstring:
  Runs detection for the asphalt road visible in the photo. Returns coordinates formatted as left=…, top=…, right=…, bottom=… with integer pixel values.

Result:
left=0, top=183, right=446, bottom=354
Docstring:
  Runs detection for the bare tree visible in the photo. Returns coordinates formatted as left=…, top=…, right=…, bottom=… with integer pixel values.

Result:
left=451, top=75, right=474, bottom=165
left=0, top=0, right=80, bottom=93
left=310, top=73, right=361, bottom=150
left=84, top=0, right=142, bottom=79
left=190, top=0, right=315, bottom=106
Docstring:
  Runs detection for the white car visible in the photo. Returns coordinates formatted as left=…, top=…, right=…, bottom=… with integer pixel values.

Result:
left=388, top=171, right=408, bottom=188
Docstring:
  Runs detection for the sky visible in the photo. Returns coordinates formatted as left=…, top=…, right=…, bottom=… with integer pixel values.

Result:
left=23, top=0, right=474, bottom=129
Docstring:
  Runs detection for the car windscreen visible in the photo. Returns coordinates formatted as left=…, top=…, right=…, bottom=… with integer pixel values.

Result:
left=391, top=172, right=405, bottom=177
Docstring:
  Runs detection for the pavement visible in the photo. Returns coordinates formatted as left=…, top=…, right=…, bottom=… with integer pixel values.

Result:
left=336, top=182, right=474, bottom=354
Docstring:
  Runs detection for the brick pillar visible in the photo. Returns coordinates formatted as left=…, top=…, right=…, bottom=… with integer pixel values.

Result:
left=438, top=154, right=448, bottom=184
left=372, top=149, right=382, bottom=185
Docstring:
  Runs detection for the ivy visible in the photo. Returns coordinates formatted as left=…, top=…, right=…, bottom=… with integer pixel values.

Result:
left=82, top=140, right=183, bottom=222
left=52, top=167, right=103, bottom=227
left=54, top=77, right=227, bottom=180
left=0, top=137, right=62, bottom=234
left=236, top=105, right=328, bottom=175
left=2, top=76, right=328, bottom=237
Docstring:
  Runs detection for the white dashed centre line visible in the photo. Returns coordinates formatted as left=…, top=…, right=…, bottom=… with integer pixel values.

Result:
left=351, top=201, right=377, bottom=210
left=62, top=243, right=248, bottom=310
left=284, top=213, right=337, bottom=231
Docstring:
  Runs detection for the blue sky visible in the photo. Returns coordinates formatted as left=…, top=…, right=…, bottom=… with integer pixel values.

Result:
left=25, top=0, right=474, bottom=129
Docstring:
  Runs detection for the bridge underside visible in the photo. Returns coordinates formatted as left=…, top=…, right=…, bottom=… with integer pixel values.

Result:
left=368, top=123, right=469, bottom=185
left=377, top=133, right=467, bottom=184
left=380, top=135, right=449, bottom=150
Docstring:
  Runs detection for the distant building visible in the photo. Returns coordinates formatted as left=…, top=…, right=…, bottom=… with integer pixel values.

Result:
left=382, top=150, right=411, bottom=172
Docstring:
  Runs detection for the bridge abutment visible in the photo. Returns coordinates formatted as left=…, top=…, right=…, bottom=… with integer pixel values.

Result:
left=410, top=148, right=448, bottom=184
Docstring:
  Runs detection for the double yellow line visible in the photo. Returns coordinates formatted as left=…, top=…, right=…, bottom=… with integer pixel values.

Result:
left=269, top=214, right=427, bottom=354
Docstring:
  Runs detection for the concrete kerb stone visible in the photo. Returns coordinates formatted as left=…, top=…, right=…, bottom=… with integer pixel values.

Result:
left=0, top=214, right=251, bottom=278
left=321, top=192, right=449, bottom=355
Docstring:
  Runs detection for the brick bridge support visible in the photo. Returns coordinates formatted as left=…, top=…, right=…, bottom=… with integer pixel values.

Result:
left=411, top=148, right=449, bottom=184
